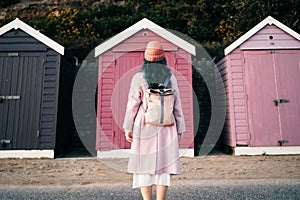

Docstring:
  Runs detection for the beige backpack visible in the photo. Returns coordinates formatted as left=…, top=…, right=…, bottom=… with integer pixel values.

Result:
left=144, top=75, right=175, bottom=126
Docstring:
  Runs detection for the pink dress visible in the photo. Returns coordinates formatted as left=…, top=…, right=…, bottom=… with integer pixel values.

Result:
left=123, top=72, right=186, bottom=188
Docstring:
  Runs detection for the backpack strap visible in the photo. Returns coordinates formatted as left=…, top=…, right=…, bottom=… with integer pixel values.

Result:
left=160, top=92, right=165, bottom=124
left=149, top=89, right=173, bottom=94
left=159, top=74, right=172, bottom=123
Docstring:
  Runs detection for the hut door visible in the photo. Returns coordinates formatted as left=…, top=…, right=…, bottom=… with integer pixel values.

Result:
left=245, top=51, right=281, bottom=146
left=0, top=52, right=44, bottom=150
left=113, top=52, right=143, bottom=149
left=274, top=50, right=300, bottom=146
left=112, top=52, right=177, bottom=149
left=245, top=50, right=300, bottom=146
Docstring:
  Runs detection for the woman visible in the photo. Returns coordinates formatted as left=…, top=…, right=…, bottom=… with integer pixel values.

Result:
left=123, top=41, right=185, bottom=200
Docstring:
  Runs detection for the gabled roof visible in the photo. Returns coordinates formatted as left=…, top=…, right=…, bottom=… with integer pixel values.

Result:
left=95, top=18, right=196, bottom=57
left=224, top=16, right=300, bottom=55
left=0, top=18, right=64, bottom=55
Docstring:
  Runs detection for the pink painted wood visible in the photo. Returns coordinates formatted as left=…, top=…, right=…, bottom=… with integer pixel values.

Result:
left=112, top=52, right=143, bottom=149
left=96, top=30, right=194, bottom=151
left=230, top=50, right=248, bottom=146
left=245, top=50, right=300, bottom=146
left=217, top=57, right=237, bottom=147
left=217, top=18, right=300, bottom=149
left=245, top=51, right=281, bottom=146
left=241, top=25, right=300, bottom=50
left=274, top=50, right=300, bottom=146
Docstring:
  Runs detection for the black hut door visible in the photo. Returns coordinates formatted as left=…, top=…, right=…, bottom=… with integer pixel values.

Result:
left=0, top=52, right=44, bottom=150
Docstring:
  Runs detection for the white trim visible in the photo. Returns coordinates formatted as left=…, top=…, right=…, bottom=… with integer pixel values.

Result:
left=234, top=146, right=300, bottom=156
left=97, top=149, right=131, bottom=158
left=0, top=150, right=54, bottom=159
left=179, top=149, right=194, bottom=157
left=224, top=16, right=300, bottom=55
left=97, top=149, right=194, bottom=158
left=94, top=18, right=196, bottom=57
left=0, top=18, right=64, bottom=55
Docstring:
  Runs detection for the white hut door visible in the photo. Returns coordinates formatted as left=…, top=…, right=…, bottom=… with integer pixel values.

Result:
left=245, top=51, right=281, bottom=146
left=274, top=50, right=300, bottom=146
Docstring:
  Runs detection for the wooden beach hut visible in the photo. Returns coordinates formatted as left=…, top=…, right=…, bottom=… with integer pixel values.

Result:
left=0, top=19, right=76, bottom=158
left=95, top=18, right=195, bottom=157
left=217, top=16, right=300, bottom=155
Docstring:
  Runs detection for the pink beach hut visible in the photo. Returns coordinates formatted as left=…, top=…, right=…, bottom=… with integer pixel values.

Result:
left=217, top=16, right=300, bottom=155
left=95, top=18, right=196, bottom=157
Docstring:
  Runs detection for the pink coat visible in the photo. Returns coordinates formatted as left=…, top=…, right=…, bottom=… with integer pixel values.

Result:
left=123, top=72, right=186, bottom=174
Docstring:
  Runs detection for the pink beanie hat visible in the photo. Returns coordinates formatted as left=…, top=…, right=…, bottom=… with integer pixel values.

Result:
left=144, top=41, right=165, bottom=62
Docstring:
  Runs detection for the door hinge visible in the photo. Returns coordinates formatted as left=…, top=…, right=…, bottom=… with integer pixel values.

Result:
left=0, top=139, right=11, bottom=144
left=0, top=139, right=11, bottom=148
left=278, top=140, right=288, bottom=146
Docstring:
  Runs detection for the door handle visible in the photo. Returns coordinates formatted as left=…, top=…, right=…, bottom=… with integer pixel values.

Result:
left=0, top=95, right=21, bottom=103
left=279, top=99, right=289, bottom=103
left=273, top=98, right=289, bottom=106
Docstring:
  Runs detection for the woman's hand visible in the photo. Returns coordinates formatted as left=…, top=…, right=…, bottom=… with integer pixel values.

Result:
left=178, top=133, right=183, bottom=143
left=125, top=131, right=133, bottom=143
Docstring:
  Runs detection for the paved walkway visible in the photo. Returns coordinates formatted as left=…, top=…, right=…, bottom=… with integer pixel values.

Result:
left=1, top=179, right=299, bottom=200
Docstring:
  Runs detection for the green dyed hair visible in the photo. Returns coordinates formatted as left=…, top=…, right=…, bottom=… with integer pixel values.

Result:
left=141, top=58, right=171, bottom=88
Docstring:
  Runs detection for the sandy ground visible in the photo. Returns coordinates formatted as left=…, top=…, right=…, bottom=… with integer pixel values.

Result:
left=0, top=154, right=299, bottom=186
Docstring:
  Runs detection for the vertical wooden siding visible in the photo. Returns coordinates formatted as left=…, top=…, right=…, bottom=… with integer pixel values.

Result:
left=244, top=51, right=281, bottom=146
left=245, top=50, right=300, bottom=146
left=0, top=53, right=44, bottom=149
left=0, top=29, right=61, bottom=150
left=112, top=52, right=143, bottom=149
left=274, top=50, right=300, bottom=146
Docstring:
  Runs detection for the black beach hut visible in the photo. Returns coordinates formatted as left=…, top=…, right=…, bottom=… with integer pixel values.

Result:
left=0, top=18, right=76, bottom=158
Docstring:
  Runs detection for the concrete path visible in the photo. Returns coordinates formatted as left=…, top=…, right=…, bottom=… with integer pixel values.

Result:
left=0, top=179, right=299, bottom=200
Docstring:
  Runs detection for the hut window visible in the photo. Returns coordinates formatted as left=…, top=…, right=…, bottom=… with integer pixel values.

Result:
left=143, top=32, right=148, bottom=36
